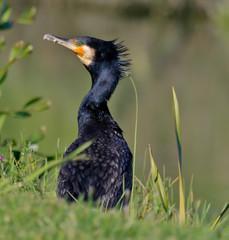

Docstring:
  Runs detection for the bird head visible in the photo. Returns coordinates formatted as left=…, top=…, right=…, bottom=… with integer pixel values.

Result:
left=43, top=34, right=97, bottom=66
left=43, top=34, right=130, bottom=74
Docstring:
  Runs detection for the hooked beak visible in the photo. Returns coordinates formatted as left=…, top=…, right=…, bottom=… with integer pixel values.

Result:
left=43, top=33, right=78, bottom=52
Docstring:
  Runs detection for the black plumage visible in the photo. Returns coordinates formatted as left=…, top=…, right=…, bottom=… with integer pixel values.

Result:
left=43, top=34, right=132, bottom=208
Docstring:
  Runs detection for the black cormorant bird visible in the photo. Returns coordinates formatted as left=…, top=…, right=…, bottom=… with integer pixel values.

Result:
left=43, top=34, right=132, bottom=208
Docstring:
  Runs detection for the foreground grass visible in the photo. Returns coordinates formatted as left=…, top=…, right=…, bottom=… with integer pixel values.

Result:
left=0, top=140, right=228, bottom=240
left=0, top=192, right=227, bottom=240
left=0, top=86, right=228, bottom=239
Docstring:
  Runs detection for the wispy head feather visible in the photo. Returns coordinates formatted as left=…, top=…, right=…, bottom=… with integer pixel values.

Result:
left=112, top=39, right=131, bottom=77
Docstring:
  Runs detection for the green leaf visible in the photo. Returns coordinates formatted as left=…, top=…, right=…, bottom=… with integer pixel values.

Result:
left=9, top=41, right=23, bottom=61
left=9, top=41, right=33, bottom=61
left=172, top=86, right=182, bottom=170
left=0, top=67, right=7, bottom=85
left=0, top=37, right=5, bottom=51
left=0, top=62, right=14, bottom=85
left=10, top=111, right=31, bottom=119
left=172, top=87, right=181, bottom=143
left=1, top=42, right=33, bottom=86
left=1, top=6, right=12, bottom=22
left=0, top=60, right=15, bottom=85
left=19, top=43, right=33, bottom=59
left=16, top=7, right=36, bottom=24
left=23, top=97, right=42, bottom=109
left=0, top=42, right=33, bottom=87
left=0, top=113, right=6, bottom=132
left=33, top=101, right=51, bottom=112
left=0, top=21, right=13, bottom=30
left=0, top=3, right=13, bottom=29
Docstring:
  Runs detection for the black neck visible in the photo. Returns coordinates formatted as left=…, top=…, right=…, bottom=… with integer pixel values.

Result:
left=85, top=61, right=120, bottom=108
left=77, top=61, right=121, bottom=131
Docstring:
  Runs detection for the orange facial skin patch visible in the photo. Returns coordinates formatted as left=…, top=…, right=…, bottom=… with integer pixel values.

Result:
left=72, top=45, right=85, bottom=58
left=74, top=45, right=95, bottom=67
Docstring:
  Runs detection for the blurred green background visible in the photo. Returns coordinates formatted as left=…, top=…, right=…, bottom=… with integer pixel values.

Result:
left=1, top=0, right=229, bottom=210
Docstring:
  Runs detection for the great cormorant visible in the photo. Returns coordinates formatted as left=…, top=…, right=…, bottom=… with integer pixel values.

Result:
left=43, top=34, right=132, bottom=208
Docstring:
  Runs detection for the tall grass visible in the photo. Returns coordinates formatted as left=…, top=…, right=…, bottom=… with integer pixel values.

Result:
left=126, top=78, right=229, bottom=228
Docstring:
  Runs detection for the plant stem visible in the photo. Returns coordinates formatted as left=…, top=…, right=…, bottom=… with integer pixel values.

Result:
left=129, top=75, right=138, bottom=211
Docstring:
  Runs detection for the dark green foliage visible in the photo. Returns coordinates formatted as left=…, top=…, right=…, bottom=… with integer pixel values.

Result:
left=0, top=1, right=36, bottom=30
left=0, top=1, right=50, bottom=132
left=23, top=97, right=42, bottom=109
left=16, top=7, right=36, bottom=24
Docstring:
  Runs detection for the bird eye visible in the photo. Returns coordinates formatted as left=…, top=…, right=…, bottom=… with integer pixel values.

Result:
left=77, top=41, right=83, bottom=46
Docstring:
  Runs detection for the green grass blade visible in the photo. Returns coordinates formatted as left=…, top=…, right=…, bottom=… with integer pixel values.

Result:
left=128, top=75, right=138, bottom=211
left=0, top=113, right=6, bottom=132
left=172, top=86, right=185, bottom=223
left=211, top=203, right=229, bottom=230
left=23, top=96, right=42, bottom=109
left=63, top=140, right=92, bottom=160
left=186, top=175, right=194, bottom=223
left=172, top=86, right=182, bottom=171
left=148, top=145, right=169, bottom=212
left=178, top=162, right=186, bottom=223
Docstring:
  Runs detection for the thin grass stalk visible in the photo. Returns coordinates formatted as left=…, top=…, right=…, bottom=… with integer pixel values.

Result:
left=8, top=142, right=14, bottom=172
left=128, top=75, right=138, bottom=212
left=135, top=176, right=147, bottom=192
left=134, top=176, right=149, bottom=218
left=142, top=148, right=148, bottom=181
left=115, top=190, right=126, bottom=209
left=55, top=138, right=60, bottom=182
left=186, top=176, right=194, bottom=223
left=42, top=158, right=48, bottom=194
left=170, top=180, right=174, bottom=210
left=67, top=190, right=79, bottom=203
left=200, top=201, right=211, bottom=224
left=211, top=203, right=229, bottom=230
left=186, top=176, right=194, bottom=212
left=63, top=140, right=92, bottom=160
left=115, top=176, right=129, bottom=210
left=193, top=200, right=202, bottom=225
left=141, top=194, right=149, bottom=219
